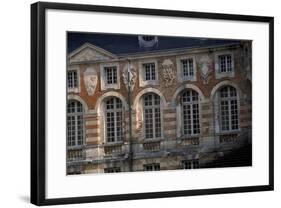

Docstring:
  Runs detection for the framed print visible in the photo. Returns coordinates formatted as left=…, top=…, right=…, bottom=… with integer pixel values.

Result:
left=31, top=2, right=274, bottom=206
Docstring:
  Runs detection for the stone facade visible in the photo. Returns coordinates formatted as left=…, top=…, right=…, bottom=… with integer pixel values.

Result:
left=66, top=38, right=252, bottom=174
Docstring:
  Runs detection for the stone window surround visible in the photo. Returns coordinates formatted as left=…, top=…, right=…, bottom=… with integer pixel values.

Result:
left=176, top=55, right=197, bottom=82
left=96, top=91, right=128, bottom=144
left=214, top=51, right=235, bottom=79
left=138, top=59, right=159, bottom=87
left=219, top=86, right=239, bottom=132
left=171, top=84, right=205, bottom=138
left=67, top=65, right=81, bottom=93
left=67, top=94, right=89, bottom=113
left=210, top=81, right=241, bottom=134
left=133, top=88, right=167, bottom=142
left=66, top=99, right=85, bottom=148
left=143, top=93, right=162, bottom=139
left=180, top=89, right=201, bottom=136
left=100, top=62, right=120, bottom=91
left=104, top=97, right=123, bottom=143
left=141, top=92, right=164, bottom=141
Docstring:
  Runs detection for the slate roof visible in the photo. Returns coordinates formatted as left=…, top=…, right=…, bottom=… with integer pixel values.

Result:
left=68, top=32, right=241, bottom=55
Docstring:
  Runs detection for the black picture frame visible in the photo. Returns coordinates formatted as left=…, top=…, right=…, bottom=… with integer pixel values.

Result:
left=31, top=1, right=274, bottom=206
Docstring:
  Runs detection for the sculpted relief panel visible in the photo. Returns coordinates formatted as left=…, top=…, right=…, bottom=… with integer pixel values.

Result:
left=122, top=63, right=137, bottom=91
left=84, top=67, right=98, bottom=96
left=198, top=55, right=212, bottom=84
left=161, top=59, right=176, bottom=87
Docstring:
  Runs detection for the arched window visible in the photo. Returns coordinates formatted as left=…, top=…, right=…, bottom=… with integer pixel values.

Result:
left=105, top=97, right=123, bottom=143
left=67, top=100, right=84, bottom=147
left=219, top=86, right=239, bottom=132
left=180, top=89, right=200, bottom=136
left=143, top=93, right=161, bottom=139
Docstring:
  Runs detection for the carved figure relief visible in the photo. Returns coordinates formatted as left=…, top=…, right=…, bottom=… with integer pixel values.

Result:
left=122, top=63, right=137, bottom=91
left=198, top=55, right=212, bottom=84
left=161, top=59, right=175, bottom=87
left=84, top=67, right=98, bottom=96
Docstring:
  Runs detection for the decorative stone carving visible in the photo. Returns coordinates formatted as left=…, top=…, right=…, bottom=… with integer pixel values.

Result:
left=161, top=59, right=175, bottom=87
left=122, top=63, right=137, bottom=91
left=198, top=55, right=212, bottom=84
left=84, top=67, right=98, bottom=96
left=70, top=47, right=111, bottom=63
left=135, top=103, right=143, bottom=131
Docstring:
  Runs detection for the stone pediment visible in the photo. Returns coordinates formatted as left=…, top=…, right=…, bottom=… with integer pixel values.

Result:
left=68, top=43, right=116, bottom=63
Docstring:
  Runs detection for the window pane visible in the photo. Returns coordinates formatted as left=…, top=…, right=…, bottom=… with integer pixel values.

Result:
left=219, top=55, right=232, bottom=72
left=155, top=108, right=161, bottom=138
left=219, top=86, right=238, bottom=132
left=181, top=58, right=194, bottom=77
left=181, top=90, right=200, bottom=135
left=67, top=100, right=84, bottom=147
left=226, top=55, right=232, bottom=72
left=143, top=63, right=156, bottom=81
left=105, top=67, right=117, bottom=84
left=143, top=93, right=161, bottom=139
left=145, top=108, right=153, bottom=139
left=67, top=70, right=78, bottom=88
left=105, top=97, right=123, bottom=143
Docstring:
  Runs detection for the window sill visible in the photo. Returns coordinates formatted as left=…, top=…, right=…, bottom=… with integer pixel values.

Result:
left=217, top=130, right=241, bottom=136
left=141, top=138, right=163, bottom=144
left=181, top=77, right=196, bottom=82
left=140, top=80, right=159, bottom=87
left=67, top=87, right=80, bottom=93
left=177, top=135, right=200, bottom=140
left=177, top=135, right=200, bottom=145
left=102, top=141, right=124, bottom=147
left=215, top=71, right=235, bottom=79
left=67, top=145, right=85, bottom=150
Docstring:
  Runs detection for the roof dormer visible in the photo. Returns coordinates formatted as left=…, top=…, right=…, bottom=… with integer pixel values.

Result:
left=138, top=35, right=158, bottom=48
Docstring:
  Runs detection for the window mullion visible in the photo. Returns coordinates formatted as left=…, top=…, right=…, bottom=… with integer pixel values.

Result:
left=74, top=103, right=78, bottom=146
left=228, top=88, right=233, bottom=131
left=114, top=111, right=117, bottom=142
left=70, top=73, right=73, bottom=88
left=152, top=96, right=156, bottom=138
left=181, top=103, right=184, bottom=135
left=114, top=102, right=117, bottom=142
left=72, top=72, right=74, bottom=88
left=73, top=72, right=76, bottom=87
left=152, top=107, right=155, bottom=138
left=228, top=99, right=232, bottom=131
left=190, top=103, right=194, bottom=135
left=219, top=98, right=223, bottom=132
